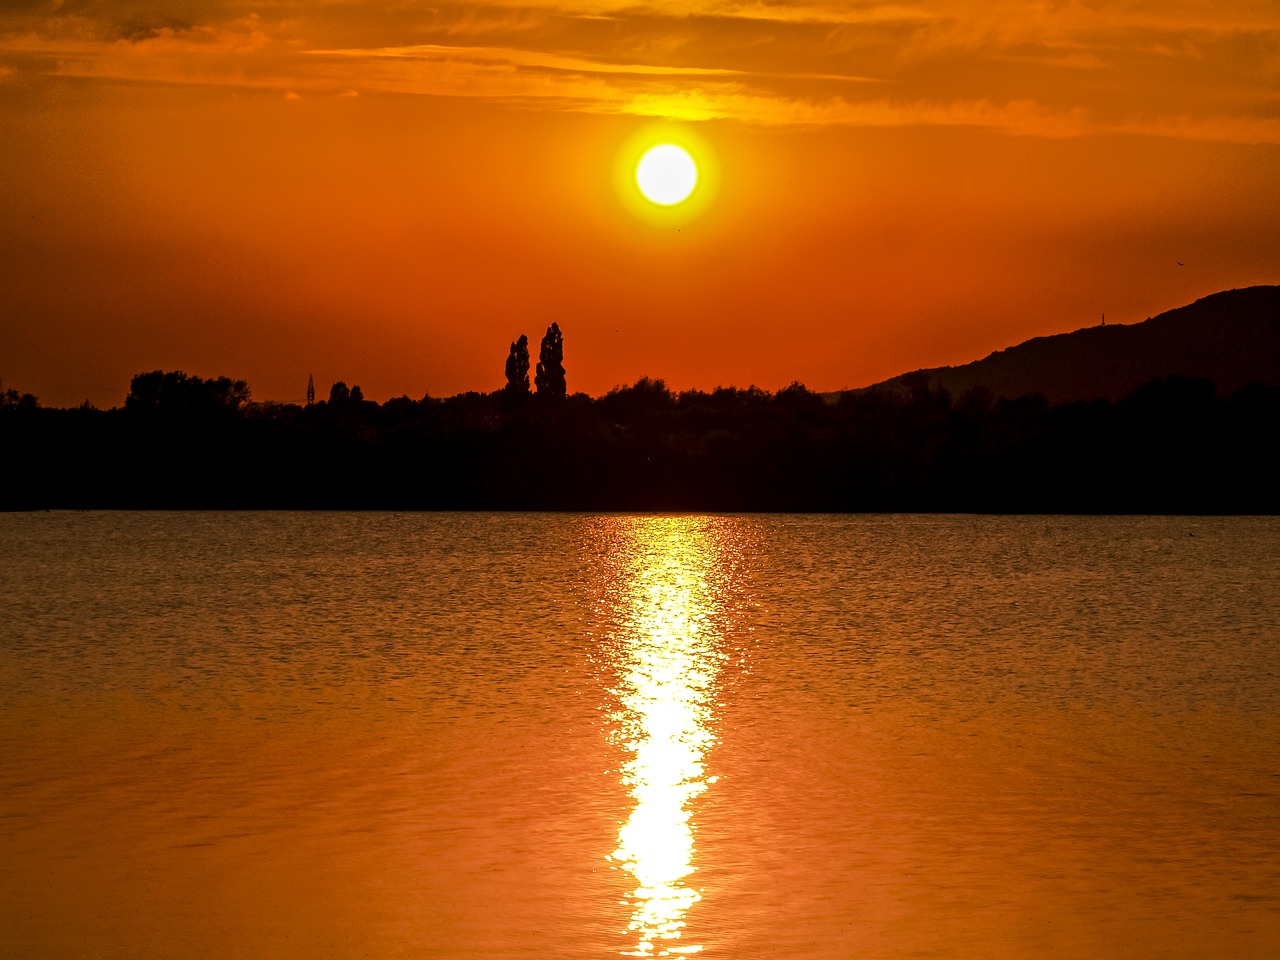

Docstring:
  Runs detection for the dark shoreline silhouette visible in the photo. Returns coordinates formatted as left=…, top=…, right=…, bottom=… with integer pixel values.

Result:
left=3, top=370, right=1277, bottom=513
left=3, top=288, right=1277, bottom=513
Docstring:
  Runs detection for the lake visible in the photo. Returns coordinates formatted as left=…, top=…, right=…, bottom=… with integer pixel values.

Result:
left=2, top=512, right=1278, bottom=958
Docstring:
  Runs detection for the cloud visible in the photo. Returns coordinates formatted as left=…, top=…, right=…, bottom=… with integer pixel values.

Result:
left=2, top=0, right=1278, bottom=144
left=650, top=1, right=934, bottom=27
left=1118, top=113, right=1280, bottom=146
left=117, top=18, right=271, bottom=55
left=309, top=42, right=748, bottom=79
left=620, top=89, right=1094, bottom=136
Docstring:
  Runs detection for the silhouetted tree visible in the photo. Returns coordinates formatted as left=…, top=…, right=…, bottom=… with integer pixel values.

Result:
left=600, top=377, right=672, bottom=424
left=775, top=381, right=825, bottom=417
left=125, top=370, right=249, bottom=416
left=505, top=335, right=531, bottom=396
left=329, top=381, right=350, bottom=404
left=535, top=323, right=566, bottom=400
left=0, top=379, right=39, bottom=412
left=350, top=385, right=364, bottom=403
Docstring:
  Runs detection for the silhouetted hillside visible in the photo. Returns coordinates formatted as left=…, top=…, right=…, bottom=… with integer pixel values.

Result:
left=866, top=286, right=1280, bottom=404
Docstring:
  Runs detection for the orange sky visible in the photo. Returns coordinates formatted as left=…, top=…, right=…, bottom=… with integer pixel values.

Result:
left=2, top=0, right=1278, bottom=407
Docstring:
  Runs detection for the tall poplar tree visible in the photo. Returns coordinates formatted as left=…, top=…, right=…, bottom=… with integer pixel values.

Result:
left=535, top=323, right=566, bottom=400
left=504, top=334, right=531, bottom=396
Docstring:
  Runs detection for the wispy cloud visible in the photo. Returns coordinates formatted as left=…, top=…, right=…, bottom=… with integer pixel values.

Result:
left=2, top=0, right=1278, bottom=143
left=308, top=42, right=748, bottom=79
left=620, top=89, right=1095, bottom=136
left=1118, top=113, right=1280, bottom=146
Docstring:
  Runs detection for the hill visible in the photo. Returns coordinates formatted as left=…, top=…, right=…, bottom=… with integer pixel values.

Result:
left=863, top=285, right=1280, bottom=404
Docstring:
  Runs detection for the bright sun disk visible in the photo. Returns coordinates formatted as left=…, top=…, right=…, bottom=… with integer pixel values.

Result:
left=636, top=144, right=697, bottom=206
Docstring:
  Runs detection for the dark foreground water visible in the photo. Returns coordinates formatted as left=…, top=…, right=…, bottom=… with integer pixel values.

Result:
left=2, top=513, right=1278, bottom=959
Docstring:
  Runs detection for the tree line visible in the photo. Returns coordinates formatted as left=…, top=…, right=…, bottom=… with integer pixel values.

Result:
left=1, top=330, right=1277, bottom=512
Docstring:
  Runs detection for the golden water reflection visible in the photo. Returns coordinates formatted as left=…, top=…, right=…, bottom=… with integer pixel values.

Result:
left=604, top=518, right=730, bottom=958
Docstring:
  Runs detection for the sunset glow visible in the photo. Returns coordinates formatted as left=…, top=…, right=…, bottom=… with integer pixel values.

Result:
left=1, top=1, right=1277, bottom=405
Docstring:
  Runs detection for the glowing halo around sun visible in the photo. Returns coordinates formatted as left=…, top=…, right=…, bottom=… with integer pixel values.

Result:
left=636, top=144, right=698, bottom=206
left=613, top=124, right=718, bottom=226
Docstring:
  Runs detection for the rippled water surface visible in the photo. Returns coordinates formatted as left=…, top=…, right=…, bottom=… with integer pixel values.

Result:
left=2, top=513, right=1278, bottom=959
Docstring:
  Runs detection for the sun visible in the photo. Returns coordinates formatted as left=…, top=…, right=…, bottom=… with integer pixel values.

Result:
left=636, top=144, right=698, bottom=206
left=613, top=127, right=717, bottom=223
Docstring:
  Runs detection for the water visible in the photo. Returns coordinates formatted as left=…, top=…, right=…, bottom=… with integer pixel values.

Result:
left=2, top=513, right=1278, bottom=959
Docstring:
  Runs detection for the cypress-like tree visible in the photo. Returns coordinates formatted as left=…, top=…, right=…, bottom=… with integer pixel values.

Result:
left=535, top=322, right=566, bottom=400
left=504, top=334, right=531, bottom=396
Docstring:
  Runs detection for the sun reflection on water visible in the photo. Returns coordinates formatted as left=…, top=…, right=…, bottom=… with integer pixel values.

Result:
left=604, top=518, right=729, bottom=958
